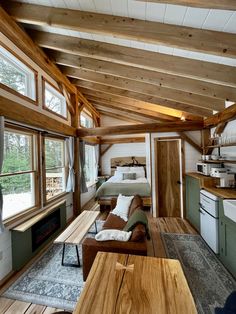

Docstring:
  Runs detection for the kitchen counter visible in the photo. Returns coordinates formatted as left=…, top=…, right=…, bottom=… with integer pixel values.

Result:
left=186, top=172, right=236, bottom=199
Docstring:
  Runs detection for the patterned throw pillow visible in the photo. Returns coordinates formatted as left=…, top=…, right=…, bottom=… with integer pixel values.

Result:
left=122, top=172, right=136, bottom=180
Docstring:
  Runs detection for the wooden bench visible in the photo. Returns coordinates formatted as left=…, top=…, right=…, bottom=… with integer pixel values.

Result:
left=54, top=210, right=100, bottom=267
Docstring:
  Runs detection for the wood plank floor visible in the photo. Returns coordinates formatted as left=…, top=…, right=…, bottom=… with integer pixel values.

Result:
left=0, top=204, right=197, bottom=314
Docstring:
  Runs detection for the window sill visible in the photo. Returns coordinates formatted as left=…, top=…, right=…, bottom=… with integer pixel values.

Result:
left=86, top=181, right=97, bottom=189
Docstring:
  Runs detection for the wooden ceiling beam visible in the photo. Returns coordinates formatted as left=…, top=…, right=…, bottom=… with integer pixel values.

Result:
left=101, top=137, right=145, bottom=144
left=77, top=120, right=204, bottom=137
left=88, top=98, right=178, bottom=122
left=204, top=103, right=236, bottom=127
left=50, top=51, right=236, bottom=101
left=29, top=31, right=236, bottom=87
left=135, top=0, right=236, bottom=10
left=77, top=90, right=100, bottom=118
left=94, top=104, right=160, bottom=124
left=4, top=1, right=236, bottom=57
left=64, top=67, right=224, bottom=111
left=81, top=89, right=201, bottom=121
left=72, top=80, right=212, bottom=117
left=0, top=7, right=76, bottom=94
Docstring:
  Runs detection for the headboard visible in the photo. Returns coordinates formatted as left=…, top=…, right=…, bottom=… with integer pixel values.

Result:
left=111, top=156, right=146, bottom=175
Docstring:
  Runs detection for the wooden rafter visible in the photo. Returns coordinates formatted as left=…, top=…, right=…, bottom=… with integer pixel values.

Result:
left=0, top=7, right=76, bottom=94
left=82, top=89, right=202, bottom=121
left=178, top=132, right=202, bottom=154
left=51, top=51, right=236, bottom=101
left=91, top=99, right=178, bottom=122
left=204, top=103, right=236, bottom=127
left=28, top=31, right=236, bottom=88
left=77, top=121, right=204, bottom=137
left=4, top=1, right=236, bottom=57
left=135, top=0, right=236, bottom=10
left=77, top=89, right=100, bottom=119
left=72, top=80, right=212, bottom=117
left=101, top=144, right=113, bottom=157
left=64, top=67, right=224, bottom=111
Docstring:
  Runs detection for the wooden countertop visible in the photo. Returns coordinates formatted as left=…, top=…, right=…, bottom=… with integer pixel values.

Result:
left=186, top=172, right=236, bottom=199
left=73, top=252, right=197, bottom=314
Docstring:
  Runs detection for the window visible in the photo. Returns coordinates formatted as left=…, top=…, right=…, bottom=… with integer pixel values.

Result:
left=84, top=144, right=96, bottom=185
left=44, top=137, right=67, bottom=201
left=0, top=45, right=36, bottom=100
left=81, top=111, right=94, bottom=128
left=0, top=128, right=38, bottom=220
left=44, top=81, right=67, bottom=118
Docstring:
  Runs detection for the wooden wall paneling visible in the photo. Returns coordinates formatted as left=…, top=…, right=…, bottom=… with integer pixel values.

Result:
left=0, top=95, right=76, bottom=136
left=0, top=7, right=76, bottom=93
left=51, top=51, right=236, bottom=101
left=30, top=31, right=236, bottom=87
left=77, top=120, right=204, bottom=137
left=73, top=81, right=212, bottom=117
left=62, top=67, right=225, bottom=111
left=5, top=2, right=236, bottom=57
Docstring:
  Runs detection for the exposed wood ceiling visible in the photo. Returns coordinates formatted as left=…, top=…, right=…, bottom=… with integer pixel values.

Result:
left=2, top=1, right=236, bottom=125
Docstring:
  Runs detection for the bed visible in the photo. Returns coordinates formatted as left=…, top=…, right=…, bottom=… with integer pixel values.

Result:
left=96, top=157, right=152, bottom=207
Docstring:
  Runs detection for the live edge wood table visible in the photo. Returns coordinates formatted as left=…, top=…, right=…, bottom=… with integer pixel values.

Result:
left=73, top=252, right=197, bottom=314
left=54, top=210, right=99, bottom=267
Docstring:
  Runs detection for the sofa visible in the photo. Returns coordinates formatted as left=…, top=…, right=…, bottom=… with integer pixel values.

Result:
left=82, top=195, right=148, bottom=280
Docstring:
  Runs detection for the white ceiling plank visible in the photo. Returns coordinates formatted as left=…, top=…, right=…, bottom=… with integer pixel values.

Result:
left=127, top=0, right=146, bottom=20
left=50, top=0, right=67, bottom=8
left=223, top=12, right=236, bottom=33
left=110, top=0, right=128, bottom=17
left=94, top=0, right=112, bottom=14
left=164, top=4, right=188, bottom=25
left=202, top=9, right=234, bottom=31
left=159, top=46, right=174, bottom=55
left=144, top=43, right=160, bottom=52
left=145, top=3, right=166, bottom=22
left=173, top=48, right=190, bottom=58
left=183, top=7, right=210, bottom=28
left=130, top=40, right=146, bottom=50
left=64, top=0, right=81, bottom=10
left=79, top=31, right=95, bottom=40
left=77, top=0, right=97, bottom=12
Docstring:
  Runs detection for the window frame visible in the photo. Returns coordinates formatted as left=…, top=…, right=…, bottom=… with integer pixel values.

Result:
left=1, top=124, right=40, bottom=223
left=84, top=143, right=97, bottom=187
left=42, top=134, right=68, bottom=205
left=0, top=42, right=38, bottom=105
left=80, top=110, right=94, bottom=128
left=42, top=77, right=68, bottom=120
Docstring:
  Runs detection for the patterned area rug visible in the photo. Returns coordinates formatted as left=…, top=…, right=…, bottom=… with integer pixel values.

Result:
left=3, top=220, right=104, bottom=311
left=161, top=233, right=236, bottom=314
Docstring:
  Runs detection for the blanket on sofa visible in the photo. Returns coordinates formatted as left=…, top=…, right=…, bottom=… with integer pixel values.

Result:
left=123, top=209, right=150, bottom=239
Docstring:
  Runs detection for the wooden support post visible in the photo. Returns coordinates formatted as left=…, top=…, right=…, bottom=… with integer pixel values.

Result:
left=201, top=128, right=213, bottom=155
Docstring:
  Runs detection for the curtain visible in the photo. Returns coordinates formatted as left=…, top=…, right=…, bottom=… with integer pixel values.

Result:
left=95, top=144, right=99, bottom=179
left=0, top=116, right=5, bottom=234
left=66, top=137, right=75, bottom=192
left=79, top=141, right=88, bottom=194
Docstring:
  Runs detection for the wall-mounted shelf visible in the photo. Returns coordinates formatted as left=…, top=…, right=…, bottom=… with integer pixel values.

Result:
left=205, top=142, right=236, bottom=149
left=201, top=160, right=236, bottom=164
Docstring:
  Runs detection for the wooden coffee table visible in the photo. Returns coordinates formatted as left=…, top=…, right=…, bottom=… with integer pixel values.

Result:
left=73, top=252, right=197, bottom=314
left=54, top=210, right=99, bottom=267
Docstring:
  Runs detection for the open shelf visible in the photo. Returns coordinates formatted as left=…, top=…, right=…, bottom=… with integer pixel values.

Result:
left=205, top=142, right=236, bottom=149
left=201, top=160, right=236, bottom=164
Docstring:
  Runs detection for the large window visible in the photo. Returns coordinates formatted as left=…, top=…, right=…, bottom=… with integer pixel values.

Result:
left=0, top=45, right=36, bottom=100
left=0, top=128, right=38, bottom=220
left=44, top=81, right=67, bottom=119
left=81, top=111, right=94, bottom=128
left=44, top=137, right=67, bottom=201
left=84, top=144, right=96, bottom=186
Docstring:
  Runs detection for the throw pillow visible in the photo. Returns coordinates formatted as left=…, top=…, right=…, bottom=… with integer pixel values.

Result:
left=116, top=166, right=130, bottom=172
left=122, top=172, right=136, bottom=180
left=95, top=229, right=132, bottom=242
left=111, top=194, right=134, bottom=221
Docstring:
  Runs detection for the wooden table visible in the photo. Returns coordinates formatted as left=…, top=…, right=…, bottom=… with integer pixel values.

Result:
left=54, top=210, right=99, bottom=267
left=73, top=252, right=197, bottom=314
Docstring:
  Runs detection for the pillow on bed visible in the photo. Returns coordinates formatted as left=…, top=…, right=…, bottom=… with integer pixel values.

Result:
left=122, top=172, right=136, bottom=180
left=132, top=166, right=145, bottom=172
left=135, top=171, right=145, bottom=179
left=111, top=194, right=134, bottom=221
left=116, top=166, right=130, bottom=172
left=114, top=170, right=123, bottom=180
left=95, top=229, right=132, bottom=242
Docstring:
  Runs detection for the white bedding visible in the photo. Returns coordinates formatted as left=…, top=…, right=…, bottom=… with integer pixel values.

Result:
left=107, top=176, right=148, bottom=183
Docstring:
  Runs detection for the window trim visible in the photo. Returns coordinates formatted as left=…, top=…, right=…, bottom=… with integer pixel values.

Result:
left=1, top=125, right=40, bottom=222
left=42, top=134, right=68, bottom=205
left=0, top=42, right=38, bottom=105
left=42, top=77, right=68, bottom=121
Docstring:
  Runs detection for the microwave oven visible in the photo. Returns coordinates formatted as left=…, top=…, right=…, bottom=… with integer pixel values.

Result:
left=196, top=162, right=222, bottom=176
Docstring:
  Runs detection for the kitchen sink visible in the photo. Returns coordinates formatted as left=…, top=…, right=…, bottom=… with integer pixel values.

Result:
left=223, top=199, right=236, bottom=223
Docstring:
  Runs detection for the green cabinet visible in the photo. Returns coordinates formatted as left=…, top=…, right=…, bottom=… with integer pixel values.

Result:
left=185, top=175, right=200, bottom=232
left=219, top=199, right=236, bottom=278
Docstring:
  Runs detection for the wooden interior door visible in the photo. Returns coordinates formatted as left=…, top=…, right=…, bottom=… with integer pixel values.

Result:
left=156, top=139, right=182, bottom=217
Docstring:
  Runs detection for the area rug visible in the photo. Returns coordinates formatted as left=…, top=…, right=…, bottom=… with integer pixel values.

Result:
left=161, top=233, right=236, bottom=314
left=3, top=220, right=104, bottom=311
